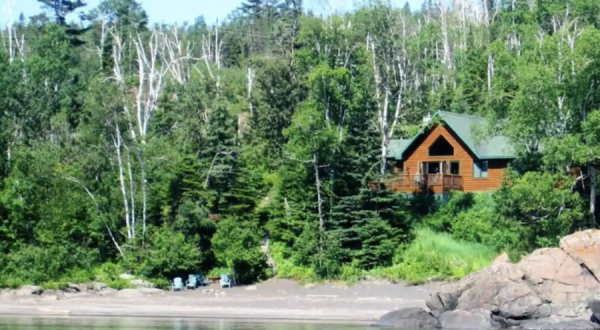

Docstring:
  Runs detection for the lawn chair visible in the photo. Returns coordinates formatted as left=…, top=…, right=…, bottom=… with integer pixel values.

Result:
left=220, top=274, right=232, bottom=288
left=171, top=277, right=183, bottom=291
left=186, top=274, right=197, bottom=289
left=196, top=273, right=210, bottom=286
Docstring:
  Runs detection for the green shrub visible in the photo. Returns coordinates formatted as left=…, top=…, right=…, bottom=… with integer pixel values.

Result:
left=94, top=262, right=123, bottom=282
left=377, top=228, right=497, bottom=284
left=106, top=278, right=133, bottom=290
left=135, top=224, right=203, bottom=279
left=338, top=260, right=363, bottom=285
left=0, top=277, right=26, bottom=289
left=151, top=278, right=171, bottom=290
left=1, top=245, right=98, bottom=285
left=269, top=242, right=318, bottom=282
left=208, top=266, right=230, bottom=277
left=211, top=217, right=269, bottom=284
left=423, top=192, right=525, bottom=254
left=40, top=281, right=68, bottom=290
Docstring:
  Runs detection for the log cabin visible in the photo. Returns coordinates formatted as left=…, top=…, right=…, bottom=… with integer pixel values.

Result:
left=378, top=110, right=516, bottom=197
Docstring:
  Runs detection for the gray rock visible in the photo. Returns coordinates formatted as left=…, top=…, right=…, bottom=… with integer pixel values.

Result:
left=518, top=248, right=599, bottom=309
left=376, top=307, right=440, bottom=328
left=97, top=288, right=117, bottom=296
left=67, top=283, right=80, bottom=292
left=427, top=256, right=543, bottom=320
left=552, top=302, right=589, bottom=319
left=439, top=308, right=498, bottom=329
left=518, top=319, right=600, bottom=330
left=590, top=298, right=600, bottom=320
left=559, top=230, right=600, bottom=280
left=66, top=283, right=88, bottom=292
left=13, top=285, right=41, bottom=296
left=130, top=279, right=154, bottom=288
left=92, top=282, right=107, bottom=291
left=116, top=289, right=144, bottom=298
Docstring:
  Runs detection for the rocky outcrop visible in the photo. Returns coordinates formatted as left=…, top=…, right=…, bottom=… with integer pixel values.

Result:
left=438, top=309, right=500, bottom=329
left=560, top=230, right=600, bottom=281
left=376, top=307, right=440, bottom=328
left=378, top=230, right=600, bottom=330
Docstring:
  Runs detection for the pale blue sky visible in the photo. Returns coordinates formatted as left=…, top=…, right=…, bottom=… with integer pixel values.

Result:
left=1, top=0, right=427, bottom=25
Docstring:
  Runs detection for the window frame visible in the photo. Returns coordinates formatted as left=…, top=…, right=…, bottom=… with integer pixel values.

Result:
left=473, top=160, right=489, bottom=179
left=428, top=136, right=455, bottom=157
left=450, top=161, right=460, bottom=175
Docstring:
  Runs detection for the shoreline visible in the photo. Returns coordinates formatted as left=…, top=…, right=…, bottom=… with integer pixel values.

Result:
left=0, top=279, right=438, bottom=324
left=0, top=310, right=374, bottom=325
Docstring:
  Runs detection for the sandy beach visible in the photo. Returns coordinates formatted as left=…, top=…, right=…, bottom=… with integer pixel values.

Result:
left=0, top=279, right=438, bottom=323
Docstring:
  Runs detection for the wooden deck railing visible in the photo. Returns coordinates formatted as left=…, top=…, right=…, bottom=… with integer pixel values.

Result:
left=370, top=174, right=462, bottom=190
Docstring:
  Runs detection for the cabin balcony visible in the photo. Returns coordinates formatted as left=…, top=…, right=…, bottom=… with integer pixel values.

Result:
left=368, top=174, right=463, bottom=193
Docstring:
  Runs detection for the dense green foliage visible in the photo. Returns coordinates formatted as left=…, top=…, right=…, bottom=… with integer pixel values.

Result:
left=0, top=0, right=599, bottom=287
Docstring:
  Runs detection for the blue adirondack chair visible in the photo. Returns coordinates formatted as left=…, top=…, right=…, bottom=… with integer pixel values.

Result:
left=186, top=274, right=197, bottom=289
left=196, top=273, right=210, bottom=286
left=171, top=277, right=183, bottom=291
left=220, top=274, right=232, bottom=288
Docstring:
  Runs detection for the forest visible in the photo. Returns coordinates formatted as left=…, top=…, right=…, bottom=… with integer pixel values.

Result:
left=0, top=0, right=598, bottom=288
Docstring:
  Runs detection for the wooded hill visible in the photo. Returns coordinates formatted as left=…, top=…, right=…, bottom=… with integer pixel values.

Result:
left=0, top=0, right=597, bottom=287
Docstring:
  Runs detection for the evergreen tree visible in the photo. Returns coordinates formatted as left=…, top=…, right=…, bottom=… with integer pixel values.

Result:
left=38, top=0, right=89, bottom=45
left=330, top=189, right=411, bottom=269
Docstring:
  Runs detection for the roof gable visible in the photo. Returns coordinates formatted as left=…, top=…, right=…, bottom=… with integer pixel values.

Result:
left=387, top=111, right=515, bottom=160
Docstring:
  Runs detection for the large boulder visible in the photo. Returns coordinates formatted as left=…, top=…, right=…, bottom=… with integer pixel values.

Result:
left=92, top=282, right=107, bottom=291
left=438, top=309, right=499, bottom=329
left=376, top=307, right=440, bottom=328
left=560, top=230, right=600, bottom=280
left=426, top=230, right=600, bottom=326
left=427, top=257, right=544, bottom=320
left=518, top=248, right=599, bottom=318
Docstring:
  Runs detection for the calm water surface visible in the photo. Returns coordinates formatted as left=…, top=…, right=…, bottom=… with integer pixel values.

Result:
left=0, top=317, right=369, bottom=330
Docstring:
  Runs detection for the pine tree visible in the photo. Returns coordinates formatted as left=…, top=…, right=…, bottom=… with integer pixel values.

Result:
left=198, top=101, right=239, bottom=214
left=329, top=188, right=411, bottom=269
left=37, top=0, right=89, bottom=45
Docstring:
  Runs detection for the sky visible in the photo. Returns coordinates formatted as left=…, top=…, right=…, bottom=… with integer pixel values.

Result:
left=0, top=0, right=428, bottom=26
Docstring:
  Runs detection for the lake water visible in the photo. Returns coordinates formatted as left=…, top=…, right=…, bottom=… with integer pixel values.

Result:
left=0, top=317, right=369, bottom=330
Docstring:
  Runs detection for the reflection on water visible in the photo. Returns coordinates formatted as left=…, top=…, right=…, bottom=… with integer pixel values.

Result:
left=0, top=317, right=368, bottom=330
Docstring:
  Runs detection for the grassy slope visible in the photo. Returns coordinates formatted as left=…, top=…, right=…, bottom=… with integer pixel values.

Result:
left=373, top=228, right=497, bottom=284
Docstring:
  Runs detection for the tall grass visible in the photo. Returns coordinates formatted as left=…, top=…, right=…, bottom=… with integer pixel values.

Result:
left=372, top=228, right=497, bottom=284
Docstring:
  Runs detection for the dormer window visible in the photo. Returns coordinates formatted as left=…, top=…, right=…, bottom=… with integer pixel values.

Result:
left=429, top=136, right=454, bottom=157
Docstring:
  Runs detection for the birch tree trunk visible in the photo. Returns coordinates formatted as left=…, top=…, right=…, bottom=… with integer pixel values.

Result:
left=590, top=165, right=597, bottom=228
left=108, top=28, right=191, bottom=245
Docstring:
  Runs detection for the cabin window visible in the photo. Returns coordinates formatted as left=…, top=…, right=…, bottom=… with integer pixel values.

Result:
left=450, top=161, right=460, bottom=175
left=473, top=160, right=489, bottom=178
left=423, top=162, right=440, bottom=174
left=429, top=136, right=454, bottom=156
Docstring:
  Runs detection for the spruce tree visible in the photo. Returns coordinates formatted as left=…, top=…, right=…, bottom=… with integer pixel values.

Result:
left=330, top=188, right=411, bottom=269
left=38, top=0, right=89, bottom=45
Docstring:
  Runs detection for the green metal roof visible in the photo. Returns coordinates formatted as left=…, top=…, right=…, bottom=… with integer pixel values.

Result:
left=388, top=110, right=516, bottom=160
